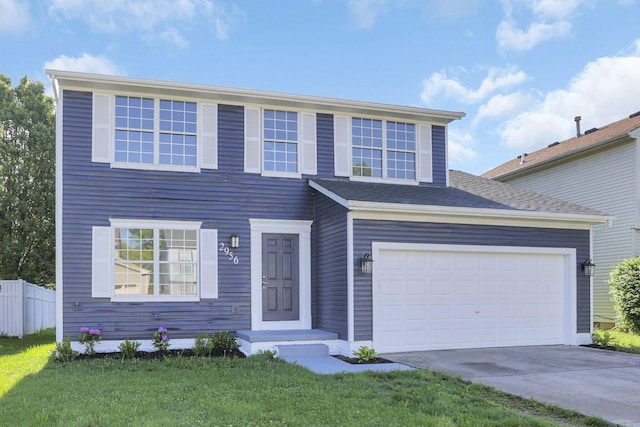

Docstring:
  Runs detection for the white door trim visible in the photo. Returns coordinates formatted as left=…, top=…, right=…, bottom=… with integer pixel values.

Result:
left=250, top=219, right=312, bottom=330
left=371, top=242, right=578, bottom=349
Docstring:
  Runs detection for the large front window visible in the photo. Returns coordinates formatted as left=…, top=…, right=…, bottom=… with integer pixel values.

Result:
left=115, top=96, right=197, bottom=168
left=352, top=118, right=416, bottom=180
left=114, top=226, right=198, bottom=297
left=263, top=109, right=298, bottom=174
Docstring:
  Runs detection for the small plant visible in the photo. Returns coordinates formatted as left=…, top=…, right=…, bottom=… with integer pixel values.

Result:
left=55, top=337, right=78, bottom=362
left=353, top=346, right=378, bottom=363
left=592, top=330, right=614, bottom=347
left=78, top=327, right=101, bottom=355
left=152, top=327, right=170, bottom=354
left=118, top=338, right=141, bottom=360
left=249, top=349, right=279, bottom=362
left=193, top=335, right=212, bottom=357
left=210, top=331, right=239, bottom=357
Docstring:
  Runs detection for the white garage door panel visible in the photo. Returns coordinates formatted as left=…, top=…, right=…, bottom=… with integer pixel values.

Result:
left=373, top=247, right=568, bottom=353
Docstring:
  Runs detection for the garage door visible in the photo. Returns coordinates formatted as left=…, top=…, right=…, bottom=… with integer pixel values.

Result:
left=373, top=244, right=569, bottom=353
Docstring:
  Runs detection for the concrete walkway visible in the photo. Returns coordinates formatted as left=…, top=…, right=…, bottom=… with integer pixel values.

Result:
left=281, top=354, right=412, bottom=374
left=385, top=345, right=640, bottom=426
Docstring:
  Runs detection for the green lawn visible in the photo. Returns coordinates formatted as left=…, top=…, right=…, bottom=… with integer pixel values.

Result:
left=0, top=330, right=609, bottom=426
left=593, top=328, right=640, bottom=354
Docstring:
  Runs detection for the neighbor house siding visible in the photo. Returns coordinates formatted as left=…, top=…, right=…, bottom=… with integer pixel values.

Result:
left=352, top=220, right=590, bottom=341
left=61, top=91, right=327, bottom=340
left=502, top=140, right=637, bottom=324
left=431, top=125, right=447, bottom=187
left=313, top=193, right=349, bottom=338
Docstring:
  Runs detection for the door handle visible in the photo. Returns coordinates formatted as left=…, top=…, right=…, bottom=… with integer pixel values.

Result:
left=262, top=282, right=269, bottom=290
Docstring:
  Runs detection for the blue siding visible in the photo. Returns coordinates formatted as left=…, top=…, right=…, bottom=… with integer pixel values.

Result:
left=431, top=125, right=447, bottom=187
left=352, top=220, right=591, bottom=341
left=61, top=91, right=335, bottom=340
left=312, top=193, right=349, bottom=338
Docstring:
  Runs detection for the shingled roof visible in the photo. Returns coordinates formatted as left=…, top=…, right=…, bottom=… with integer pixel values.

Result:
left=310, top=170, right=608, bottom=218
left=483, top=112, right=640, bottom=180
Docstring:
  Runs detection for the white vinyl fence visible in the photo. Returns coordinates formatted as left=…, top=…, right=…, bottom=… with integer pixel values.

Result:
left=0, top=280, right=55, bottom=337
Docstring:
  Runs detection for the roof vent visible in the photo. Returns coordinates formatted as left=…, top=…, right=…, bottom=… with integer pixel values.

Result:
left=548, top=141, right=560, bottom=148
left=584, top=127, right=598, bottom=135
left=630, top=111, right=640, bottom=119
left=575, top=116, right=582, bottom=137
left=517, top=153, right=527, bottom=164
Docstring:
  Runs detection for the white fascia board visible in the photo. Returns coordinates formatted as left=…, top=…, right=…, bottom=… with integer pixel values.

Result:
left=347, top=200, right=613, bottom=226
left=45, top=69, right=465, bottom=125
left=308, top=180, right=350, bottom=208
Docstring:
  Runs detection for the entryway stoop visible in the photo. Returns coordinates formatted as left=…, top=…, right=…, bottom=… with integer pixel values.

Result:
left=236, top=329, right=341, bottom=356
left=276, top=344, right=329, bottom=357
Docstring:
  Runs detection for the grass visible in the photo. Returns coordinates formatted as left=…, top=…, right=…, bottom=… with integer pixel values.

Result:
left=0, top=330, right=610, bottom=427
left=593, top=328, right=640, bottom=354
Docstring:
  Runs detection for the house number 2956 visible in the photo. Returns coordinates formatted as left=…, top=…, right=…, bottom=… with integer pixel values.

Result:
left=219, top=243, right=239, bottom=264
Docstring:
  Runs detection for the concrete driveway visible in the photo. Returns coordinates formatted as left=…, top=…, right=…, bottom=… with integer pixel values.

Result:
left=385, top=345, right=640, bottom=425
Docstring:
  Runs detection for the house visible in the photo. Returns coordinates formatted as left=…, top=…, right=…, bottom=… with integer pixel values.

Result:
left=49, top=70, right=610, bottom=355
left=483, top=113, right=640, bottom=328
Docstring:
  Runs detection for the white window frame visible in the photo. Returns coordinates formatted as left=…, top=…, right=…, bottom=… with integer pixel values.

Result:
left=244, top=106, right=316, bottom=178
left=92, top=92, right=218, bottom=173
left=91, top=219, right=219, bottom=302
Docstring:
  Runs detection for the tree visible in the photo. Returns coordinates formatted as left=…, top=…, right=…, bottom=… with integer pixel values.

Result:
left=608, top=256, right=640, bottom=333
left=0, top=75, right=55, bottom=285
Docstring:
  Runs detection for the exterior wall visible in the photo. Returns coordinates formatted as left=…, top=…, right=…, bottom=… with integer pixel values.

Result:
left=352, top=220, right=591, bottom=341
left=312, top=193, right=349, bottom=339
left=60, top=91, right=336, bottom=340
left=502, top=141, right=637, bottom=324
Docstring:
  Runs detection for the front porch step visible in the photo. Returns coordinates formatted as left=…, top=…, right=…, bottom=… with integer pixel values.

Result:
left=276, top=344, right=329, bottom=357
left=236, top=329, right=338, bottom=343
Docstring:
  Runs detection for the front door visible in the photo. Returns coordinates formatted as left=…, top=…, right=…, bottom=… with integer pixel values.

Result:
left=262, top=234, right=299, bottom=321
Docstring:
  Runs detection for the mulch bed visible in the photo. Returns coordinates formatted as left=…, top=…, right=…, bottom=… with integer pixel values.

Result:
left=331, top=355, right=393, bottom=364
left=74, top=349, right=245, bottom=361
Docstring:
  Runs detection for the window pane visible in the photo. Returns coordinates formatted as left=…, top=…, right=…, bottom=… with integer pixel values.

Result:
left=263, top=109, right=298, bottom=173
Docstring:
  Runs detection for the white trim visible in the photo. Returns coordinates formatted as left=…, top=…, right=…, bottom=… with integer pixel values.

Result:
left=371, top=242, right=578, bottom=349
left=55, top=90, right=64, bottom=343
left=249, top=219, right=312, bottom=331
left=109, top=218, right=202, bottom=228
left=47, top=69, right=466, bottom=125
left=347, top=212, right=355, bottom=342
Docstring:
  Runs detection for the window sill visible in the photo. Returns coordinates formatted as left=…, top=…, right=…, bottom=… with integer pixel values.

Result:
left=110, top=162, right=201, bottom=174
left=349, top=176, right=420, bottom=186
left=111, top=296, right=200, bottom=303
left=261, top=170, right=302, bottom=179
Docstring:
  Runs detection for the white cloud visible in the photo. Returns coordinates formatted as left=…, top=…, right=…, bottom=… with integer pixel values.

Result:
left=421, top=67, right=527, bottom=105
left=496, top=0, right=591, bottom=51
left=474, top=92, right=533, bottom=124
left=348, top=0, right=387, bottom=29
left=0, top=0, right=30, bottom=35
left=448, top=128, right=478, bottom=167
left=498, top=46, right=640, bottom=150
left=47, top=0, right=235, bottom=46
left=44, top=54, right=124, bottom=76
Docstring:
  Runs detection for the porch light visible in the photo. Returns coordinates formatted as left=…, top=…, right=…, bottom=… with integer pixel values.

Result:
left=360, top=253, right=374, bottom=274
left=230, top=234, right=240, bottom=249
left=582, top=259, right=595, bottom=277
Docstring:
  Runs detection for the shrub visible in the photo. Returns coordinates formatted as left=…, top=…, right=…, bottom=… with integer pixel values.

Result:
left=152, top=327, right=170, bottom=354
left=78, top=327, right=101, bottom=355
left=608, top=257, right=640, bottom=333
left=353, top=346, right=378, bottom=363
left=193, top=335, right=213, bottom=357
left=592, top=330, right=614, bottom=347
left=210, top=331, right=239, bottom=357
left=55, top=337, right=78, bottom=362
left=118, top=339, right=141, bottom=360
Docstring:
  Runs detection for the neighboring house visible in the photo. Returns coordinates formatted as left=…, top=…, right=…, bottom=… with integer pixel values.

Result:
left=483, top=113, right=640, bottom=327
left=49, top=70, right=610, bottom=355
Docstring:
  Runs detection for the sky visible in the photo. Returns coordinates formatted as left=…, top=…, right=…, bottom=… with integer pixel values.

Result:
left=1, top=0, right=639, bottom=175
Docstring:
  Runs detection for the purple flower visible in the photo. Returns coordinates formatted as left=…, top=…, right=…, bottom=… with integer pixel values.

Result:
left=158, top=327, right=167, bottom=333
left=162, top=335, right=168, bottom=341
left=89, top=328, right=101, bottom=335
left=80, top=327, right=89, bottom=333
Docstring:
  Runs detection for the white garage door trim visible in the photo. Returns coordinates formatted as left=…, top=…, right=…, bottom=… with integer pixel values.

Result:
left=372, top=242, right=577, bottom=353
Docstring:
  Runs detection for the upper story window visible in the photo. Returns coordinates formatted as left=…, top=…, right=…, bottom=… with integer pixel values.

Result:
left=351, top=118, right=416, bottom=180
left=244, top=106, right=317, bottom=177
left=263, top=109, right=298, bottom=174
left=114, top=96, right=197, bottom=168
left=334, top=115, right=431, bottom=184
left=92, top=93, right=217, bottom=172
